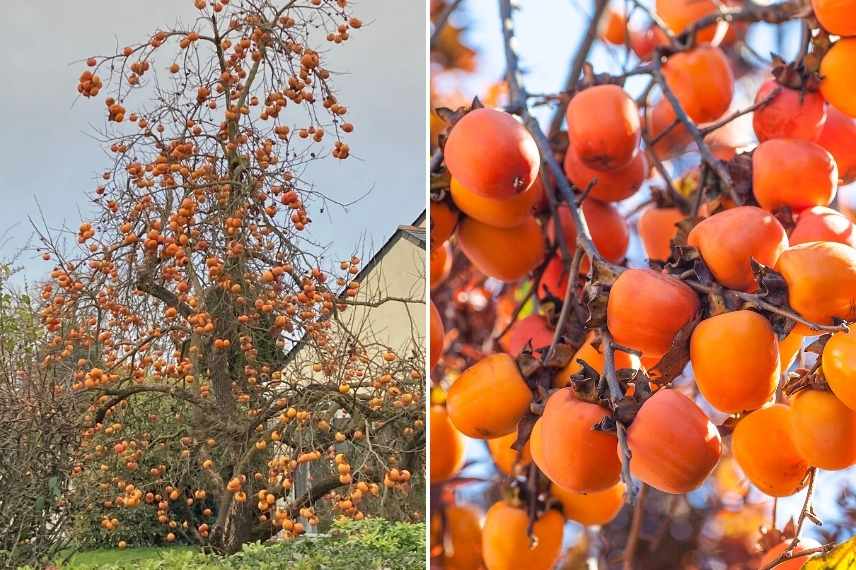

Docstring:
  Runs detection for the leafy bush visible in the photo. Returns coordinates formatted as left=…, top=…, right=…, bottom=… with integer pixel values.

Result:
left=50, top=519, right=425, bottom=570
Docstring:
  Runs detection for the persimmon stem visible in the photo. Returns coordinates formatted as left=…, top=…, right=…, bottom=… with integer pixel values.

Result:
left=602, top=330, right=637, bottom=503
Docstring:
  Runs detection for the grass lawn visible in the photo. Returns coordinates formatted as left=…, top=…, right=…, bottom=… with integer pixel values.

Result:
left=58, top=546, right=195, bottom=569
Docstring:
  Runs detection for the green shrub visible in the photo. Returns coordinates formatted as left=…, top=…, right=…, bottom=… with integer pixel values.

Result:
left=50, top=518, right=425, bottom=570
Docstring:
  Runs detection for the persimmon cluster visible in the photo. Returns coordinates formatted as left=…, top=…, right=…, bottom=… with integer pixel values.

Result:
left=430, top=0, right=856, bottom=567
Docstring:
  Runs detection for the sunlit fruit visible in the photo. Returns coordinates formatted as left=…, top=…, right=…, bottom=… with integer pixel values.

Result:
left=823, top=328, right=856, bottom=411
left=548, top=200, right=629, bottom=271
left=563, top=145, right=648, bottom=203
left=758, top=538, right=822, bottom=570
left=450, top=176, right=543, bottom=228
left=789, top=206, right=855, bottom=247
left=645, top=98, right=692, bottom=160
left=789, top=389, right=856, bottom=470
left=812, top=0, right=856, bottom=35
left=731, top=404, right=809, bottom=497
left=638, top=206, right=685, bottom=262
left=551, top=481, right=625, bottom=526
left=482, top=501, right=564, bottom=570
left=607, top=268, right=700, bottom=359
left=775, top=241, right=856, bottom=324
left=820, top=38, right=856, bottom=118
left=446, top=353, right=532, bottom=438
left=554, top=331, right=640, bottom=388
left=487, top=431, right=532, bottom=475
left=502, top=314, right=554, bottom=357
left=444, top=108, right=540, bottom=198
left=566, top=84, right=640, bottom=171
left=690, top=310, right=780, bottom=413
left=431, top=405, right=466, bottom=482
left=431, top=505, right=483, bottom=570
left=817, top=106, right=856, bottom=184
left=662, top=46, right=734, bottom=124
left=430, top=243, right=452, bottom=289
left=752, top=80, right=827, bottom=142
left=626, top=389, right=722, bottom=493
left=458, top=216, right=546, bottom=282
left=656, top=0, right=724, bottom=43
left=531, top=388, right=621, bottom=492
left=431, top=200, right=459, bottom=251
left=752, top=139, right=837, bottom=212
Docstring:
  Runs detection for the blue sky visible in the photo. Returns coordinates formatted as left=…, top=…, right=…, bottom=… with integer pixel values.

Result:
left=0, top=1, right=426, bottom=283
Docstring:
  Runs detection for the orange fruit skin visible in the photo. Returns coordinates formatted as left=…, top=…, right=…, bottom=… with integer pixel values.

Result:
left=444, top=108, right=540, bottom=199
left=823, top=328, right=856, bottom=411
left=662, top=46, right=734, bottom=124
left=778, top=324, right=807, bottom=372
left=431, top=200, right=459, bottom=251
left=563, top=145, right=648, bottom=203
left=687, top=206, right=788, bottom=291
left=431, top=505, right=483, bottom=570
left=600, top=7, right=627, bottom=45
left=790, top=389, right=856, bottom=470
left=567, top=85, right=641, bottom=171
left=817, top=106, right=856, bottom=184
left=812, top=0, right=856, bottom=35
left=551, top=481, right=626, bottom=526
left=790, top=206, right=856, bottom=247
left=656, top=0, right=723, bottom=42
left=753, top=139, right=838, bottom=212
left=758, top=539, right=821, bottom=570
left=638, top=206, right=684, bottom=262
left=531, top=389, right=621, bottom=492
left=752, top=80, right=827, bottom=142
left=482, top=502, right=563, bottom=570
left=430, top=405, right=466, bottom=482
left=607, top=268, right=700, bottom=359
left=775, top=241, right=856, bottom=324
left=487, top=431, right=532, bottom=476
left=732, top=404, right=809, bottom=497
left=502, top=314, right=554, bottom=358
left=821, top=38, right=856, bottom=118
left=554, top=332, right=640, bottom=388
left=458, top=216, right=545, bottom=282
left=626, top=389, right=722, bottom=494
left=450, top=176, right=543, bottom=229
left=446, top=353, right=532, bottom=439
left=645, top=98, right=692, bottom=160
left=690, top=310, right=780, bottom=414
left=430, top=242, right=452, bottom=289
left=549, top=201, right=629, bottom=269
left=430, top=301, right=444, bottom=369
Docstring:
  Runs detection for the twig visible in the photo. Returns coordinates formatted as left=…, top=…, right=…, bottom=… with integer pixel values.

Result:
left=698, top=87, right=782, bottom=136
left=430, top=0, right=465, bottom=48
left=623, top=483, right=649, bottom=570
left=602, top=330, right=637, bottom=503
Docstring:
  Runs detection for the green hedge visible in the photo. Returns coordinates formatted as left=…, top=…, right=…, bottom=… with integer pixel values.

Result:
left=52, top=519, right=425, bottom=570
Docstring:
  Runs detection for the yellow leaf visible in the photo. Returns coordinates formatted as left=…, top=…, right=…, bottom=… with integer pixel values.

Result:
left=803, top=536, right=856, bottom=569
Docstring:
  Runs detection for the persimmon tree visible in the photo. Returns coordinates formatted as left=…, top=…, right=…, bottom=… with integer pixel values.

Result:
left=37, top=0, right=424, bottom=555
left=430, top=0, right=856, bottom=568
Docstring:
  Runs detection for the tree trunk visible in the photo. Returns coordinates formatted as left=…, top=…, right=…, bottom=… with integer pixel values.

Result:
left=210, top=498, right=256, bottom=554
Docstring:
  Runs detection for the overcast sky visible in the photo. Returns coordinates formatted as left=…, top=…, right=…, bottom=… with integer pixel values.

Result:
left=0, top=1, right=426, bottom=283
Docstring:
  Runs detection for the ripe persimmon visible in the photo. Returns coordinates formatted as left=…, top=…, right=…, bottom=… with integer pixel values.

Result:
left=430, top=242, right=452, bottom=289
left=823, top=328, right=856, bottom=411
left=656, top=0, right=723, bottom=43
left=458, top=216, right=545, bottom=282
left=567, top=85, right=640, bottom=171
left=817, top=106, right=856, bottom=184
left=820, top=38, right=856, bottom=118
left=487, top=431, right=532, bottom=476
left=600, top=6, right=627, bottom=45
left=731, top=404, right=809, bottom=497
left=626, top=389, right=722, bottom=493
left=554, top=332, right=640, bottom=388
left=563, top=145, right=648, bottom=203
left=687, top=206, right=788, bottom=291
left=502, top=314, right=554, bottom=357
left=482, top=502, right=563, bottom=570
left=531, top=388, right=621, bottom=492
left=431, top=200, right=458, bottom=251
left=638, top=206, right=685, bottom=262
left=430, top=302, right=444, bottom=369
left=548, top=201, right=629, bottom=270
left=431, top=505, right=483, bottom=570
left=779, top=324, right=808, bottom=372
left=607, top=268, right=700, bottom=359
left=752, top=80, right=827, bottom=142
left=752, top=139, right=837, bottom=212
left=644, top=99, right=692, bottom=160
left=775, top=241, right=856, bottom=324
left=790, top=389, right=856, bottom=470
left=430, top=405, right=466, bottom=482
left=446, top=353, right=532, bottom=438
left=551, top=481, right=625, bottom=526
left=662, top=46, right=734, bottom=124
left=812, top=0, right=856, bottom=35
left=450, top=176, right=543, bottom=229
left=789, top=206, right=856, bottom=247
left=444, top=108, right=540, bottom=198
left=690, top=310, right=780, bottom=413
